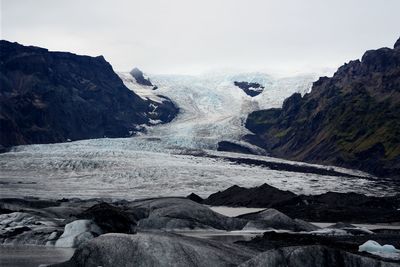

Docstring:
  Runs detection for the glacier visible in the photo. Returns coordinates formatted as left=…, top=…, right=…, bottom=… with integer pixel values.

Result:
left=119, top=71, right=318, bottom=150
left=1, top=71, right=398, bottom=200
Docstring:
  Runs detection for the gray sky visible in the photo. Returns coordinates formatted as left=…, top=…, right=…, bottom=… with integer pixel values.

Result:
left=1, top=0, right=400, bottom=75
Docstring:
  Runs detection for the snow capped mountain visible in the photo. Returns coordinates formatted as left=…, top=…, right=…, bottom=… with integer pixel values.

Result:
left=118, top=70, right=319, bottom=150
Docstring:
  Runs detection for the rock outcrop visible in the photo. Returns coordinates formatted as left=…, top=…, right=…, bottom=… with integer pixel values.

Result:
left=203, top=183, right=296, bottom=207
left=234, top=81, right=264, bottom=97
left=245, top=37, right=400, bottom=178
left=51, top=232, right=257, bottom=267
left=129, top=67, right=155, bottom=88
left=0, top=40, right=178, bottom=148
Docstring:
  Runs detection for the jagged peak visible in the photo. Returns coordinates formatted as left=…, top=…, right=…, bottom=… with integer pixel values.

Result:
left=129, top=67, right=154, bottom=87
left=129, top=67, right=144, bottom=76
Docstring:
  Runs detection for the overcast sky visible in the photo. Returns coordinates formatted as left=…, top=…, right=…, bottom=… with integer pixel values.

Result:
left=1, top=0, right=400, bottom=75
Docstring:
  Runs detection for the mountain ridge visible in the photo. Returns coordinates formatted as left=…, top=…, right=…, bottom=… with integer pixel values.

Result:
left=0, top=40, right=178, bottom=148
left=245, top=37, right=400, bottom=178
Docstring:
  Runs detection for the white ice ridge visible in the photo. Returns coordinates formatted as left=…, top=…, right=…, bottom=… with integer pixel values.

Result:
left=118, top=70, right=319, bottom=150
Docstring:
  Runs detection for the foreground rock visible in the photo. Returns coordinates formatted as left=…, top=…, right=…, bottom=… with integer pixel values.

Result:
left=239, top=245, right=399, bottom=267
left=204, top=184, right=400, bottom=223
left=51, top=232, right=400, bottom=267
left=76, top=202, right=137, bottom=234
left=51, top=232, right=257, bottom=267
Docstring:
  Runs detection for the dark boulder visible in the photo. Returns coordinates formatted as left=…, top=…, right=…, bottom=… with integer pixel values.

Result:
left=77, top=203, right=136, bottom=234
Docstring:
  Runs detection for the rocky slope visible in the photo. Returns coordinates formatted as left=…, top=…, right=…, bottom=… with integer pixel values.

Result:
left=245, top=38, right=400, bottom=178
left=0, top=40, right=178, bottom=148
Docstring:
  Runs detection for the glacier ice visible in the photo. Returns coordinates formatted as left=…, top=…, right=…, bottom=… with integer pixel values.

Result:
left=118, top=71, right=318, bottom=150
left=359, top=240, right=400, bottom=260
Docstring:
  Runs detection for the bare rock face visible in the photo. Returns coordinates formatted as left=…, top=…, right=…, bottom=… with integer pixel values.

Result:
left=234, top=81, right=264, bottom=97
left=129, top=67, right=154, bottom=87
left=239, top=245, right=400, bottom=267
left=245, top=37, right=400, bottom=179
left=51, top=232, right=257, bottom=267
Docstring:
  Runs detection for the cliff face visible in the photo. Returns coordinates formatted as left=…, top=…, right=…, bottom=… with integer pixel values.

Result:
left=246, top=38, right=400, bottom=178
left=0, top=40, right=178, bottom=148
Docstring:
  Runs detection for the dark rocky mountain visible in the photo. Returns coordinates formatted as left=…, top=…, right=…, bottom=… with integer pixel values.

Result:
left=129, top=67, right=157, bottom=89
left=234, top=81, right=264, bottom=97
left=0, top=40, right=178, bottom=148
left=245, top=38, right=400, bottom=178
